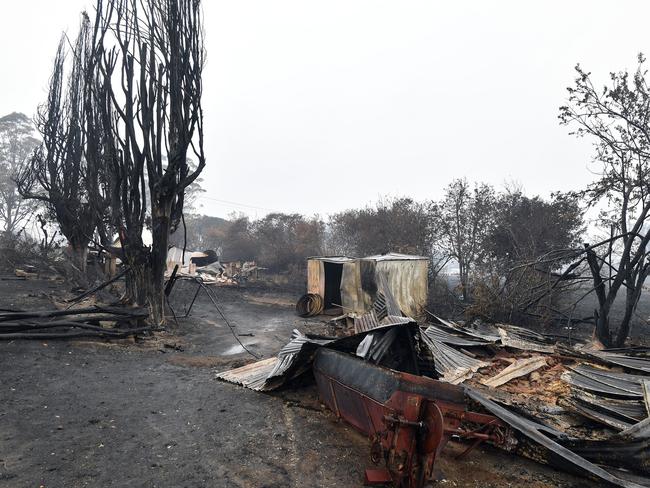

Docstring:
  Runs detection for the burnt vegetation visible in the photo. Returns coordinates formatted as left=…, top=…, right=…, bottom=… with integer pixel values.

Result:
left=0, top=2, right=649, bottom=347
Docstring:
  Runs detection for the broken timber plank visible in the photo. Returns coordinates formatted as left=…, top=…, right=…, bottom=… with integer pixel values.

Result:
left=481, top=356, right=547, bottom=388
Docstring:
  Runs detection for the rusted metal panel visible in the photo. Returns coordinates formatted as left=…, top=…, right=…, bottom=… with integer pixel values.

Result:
left=373, top=259, right=428, bottom=319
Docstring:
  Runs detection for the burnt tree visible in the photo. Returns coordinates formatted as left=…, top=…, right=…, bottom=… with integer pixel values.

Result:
left=17, top=13, right=112, bottom=271
left=96, top=0, right=206, bottom=324
left=559, top=56, right=650, bottom=347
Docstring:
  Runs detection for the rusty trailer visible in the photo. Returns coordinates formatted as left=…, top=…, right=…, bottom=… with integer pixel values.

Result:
left=313, top=348, right=511, bottom=488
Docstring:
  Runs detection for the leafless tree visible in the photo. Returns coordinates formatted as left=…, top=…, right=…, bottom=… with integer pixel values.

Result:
left=558, top=55, right=650, bottom=347
left=431, top=179, right=495, bottom=301
left=95, top=0, right=206, bottom=324
left=17, top=14, right=111, bottom=272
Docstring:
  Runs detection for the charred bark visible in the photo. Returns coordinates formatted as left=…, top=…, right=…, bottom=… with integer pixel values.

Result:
left=16, top=13, right=112, bottom=272
left=93, top=0, right=206, bottom=325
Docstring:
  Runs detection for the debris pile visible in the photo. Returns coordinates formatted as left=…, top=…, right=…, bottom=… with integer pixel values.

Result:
left=217, top=286, right=650, bottom=487
left=0, top=306, right=150, bottom=340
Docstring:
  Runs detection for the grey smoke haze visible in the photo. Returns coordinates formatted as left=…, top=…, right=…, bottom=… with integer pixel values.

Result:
left=2, top=1, right=649, bottom=219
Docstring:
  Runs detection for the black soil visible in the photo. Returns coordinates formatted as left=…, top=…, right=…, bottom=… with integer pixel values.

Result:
left=0, top=278, right=591, bottom=487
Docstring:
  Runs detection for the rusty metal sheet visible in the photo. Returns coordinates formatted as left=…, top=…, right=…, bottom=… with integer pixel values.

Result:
left=313, top=349, right=511, bottom=488
left=307, top=259, right=324, bottom=296
left=373, top=260, right=428, bottom=319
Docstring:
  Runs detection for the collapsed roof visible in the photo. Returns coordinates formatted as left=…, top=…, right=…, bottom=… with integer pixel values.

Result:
left=217, top=309, right=650, bottom=487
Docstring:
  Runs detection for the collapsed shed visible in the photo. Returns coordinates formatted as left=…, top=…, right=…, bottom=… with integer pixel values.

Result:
left=306, top=253, right=428, bottom=319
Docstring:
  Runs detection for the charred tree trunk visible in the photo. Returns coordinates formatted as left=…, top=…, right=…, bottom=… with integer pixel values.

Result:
left=585, top=244, right=613, bottom=346
left=94, top=0, right=206, bottom=326
left=70, top=242, right=90, bottom=273
left=148, top=199, right=173, bottom=325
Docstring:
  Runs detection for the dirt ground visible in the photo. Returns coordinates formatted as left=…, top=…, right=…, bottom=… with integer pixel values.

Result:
left=0, top=278, right=593, bottom=488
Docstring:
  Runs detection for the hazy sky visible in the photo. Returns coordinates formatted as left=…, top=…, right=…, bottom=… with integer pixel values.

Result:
left=2, top=1, right=649, bottom=219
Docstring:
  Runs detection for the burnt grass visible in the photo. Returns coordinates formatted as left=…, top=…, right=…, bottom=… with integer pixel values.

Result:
left=0, top=278, right=592, bottom=487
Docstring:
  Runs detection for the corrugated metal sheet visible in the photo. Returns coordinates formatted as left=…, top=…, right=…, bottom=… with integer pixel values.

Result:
left=466, top=388, right=648, bottom=488
left=373, top=260, right=428, bottom=318
left=307, top=256, right=355, bottom=263
left=362, top=253, right=428, bottom=261
left=376, top=271, right=401, bottom=316
left=420, top=332, right=488, bottom=384
left=593, top=352, right=650, bottom=375
left=561, top=366, right=645, bottom=399
left=215, top=357, right=279, bottom=391
left=216, top=330, right=333, bottom=391
left=498, top=326, right=555, bottom=353
left=372, top=293, right=388, bottom=321
left=354, top=312, right=413, bottom=334
left=429, top=315, right=500, bottom=343
left=569, top=389, right=647, bottom=424
left=424, top=324, right=491, bottom=347
left=562, top=363, right=649, bottom=432
left=355, top=311, right=380, bottom=333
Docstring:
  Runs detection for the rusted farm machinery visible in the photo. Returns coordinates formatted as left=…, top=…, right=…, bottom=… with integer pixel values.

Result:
left=313, top=348, right=513, bottom=488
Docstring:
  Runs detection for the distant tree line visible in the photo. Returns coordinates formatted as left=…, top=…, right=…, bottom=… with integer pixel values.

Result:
left=168, top=187, right=582, bottom=324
